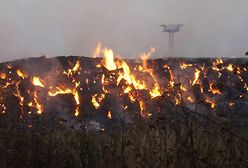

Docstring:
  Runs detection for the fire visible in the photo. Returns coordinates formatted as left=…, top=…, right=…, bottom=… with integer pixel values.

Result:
left=175, top=97, right=180, bottom=105
left=0, top=73, right=6, bottom=80
left=229, top=102, right=235, bottom=107
left=180, top=85, right=187, bottom=92
left=48, top=86, right=80, bottom=116
left=116, top=60, right=146, bottom=91
left=32, top=76, right=44, bottom=87
left=48, top=87, right=73, bottom=96
left=1, top=42, right=248, bottom=128
left=139, top=47, right=162, bottom=98
left=73, top=61, right=81, bottom=72
left=212, top=58, right=224, bottom=71
left=139, top=100, right=146, bottom=117
left=14, top=82, right=24, bottom=116
left=34, top=91, right=42, bottom=114
left=75, top=107, right=80, bottom=116
left=92, top=94, right=100, bottom=109
left=74, top=91, right=80, bottom=105
left=16, top=69, right=27, bottom=79
left=28, top=102, right=33, bottom=107
left=93, top=42, right=102, bottom=58
left=192, top=68, right=200, bottom=85
left=64, top=60, right=81, bottom=76
left=169, top=81, right=175, bottom=88
left=213, top=58, right=223, bottom=66
left=107, top=111, right=112, bottom=119
left=209, top=82, right=221, bottom=95
left=205, top=97, right=216, bottom=109
left=140, top=47, right=156, bottom=69
left=180, top=62, right=193, bottom=69
left=92, top=94, right=105, bottom=109
left=226, top=64, right=234, bottom=72
left=149, top=86, right=161, bottom=98
left=96, top=44, right=161, bottom=100
left=102, top=48, right=117, bottom=71
left=187, top=96, right=194, bottom=102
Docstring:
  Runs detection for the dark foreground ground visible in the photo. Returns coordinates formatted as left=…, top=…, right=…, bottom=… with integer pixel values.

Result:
left=0, top=112, right=247, bottom=168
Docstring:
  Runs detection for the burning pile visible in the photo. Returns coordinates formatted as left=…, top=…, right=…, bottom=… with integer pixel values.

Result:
left=0, top=43, right=248, bottom=129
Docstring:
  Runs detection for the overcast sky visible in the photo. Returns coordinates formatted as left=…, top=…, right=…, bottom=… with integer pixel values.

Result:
left=0, top=0, right=247, bottom=62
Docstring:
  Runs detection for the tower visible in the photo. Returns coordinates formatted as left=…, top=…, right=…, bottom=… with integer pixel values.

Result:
left=160, top=24, right=183, bottom=57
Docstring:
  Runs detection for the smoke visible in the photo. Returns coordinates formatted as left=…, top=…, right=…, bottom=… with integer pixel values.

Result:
left=0, top=0, right=247, bottom=62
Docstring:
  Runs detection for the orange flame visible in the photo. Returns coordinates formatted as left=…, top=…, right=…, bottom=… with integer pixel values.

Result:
left=205, top=97, right=216, bottom=109
left=32, top=76, right=44, bottom=88
left=16, top=69, right=27, bottom=79
left=192, top=69, right=200, bottom=85
left=209, top=82, right=221, bottom=94
left=107, top=111, right=112, bottom=119
left=226, top=64, right=234, bottom=72
left=64, top=60, right=81, bottom=76
left=102, top=48, right=117, bottom=71
left=92, top=94, right=105, bottom=109
left=0, top=73, right=6, bottom=80
left=49, top=86, right=80, bottom=116
left=34, top=91, right=42, bottom=114
left=180, top=62, right=193, bottom=69
left=93, top=42, right=102, bottom=58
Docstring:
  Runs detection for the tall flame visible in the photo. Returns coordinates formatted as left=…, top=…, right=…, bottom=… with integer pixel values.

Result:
left=102, top=48, right=117, bottom=71
left=192, top=69, right=201, bottom=85
left=93, top=42, right=102, bottom=58
left=34, top=91, right=42, bottom=114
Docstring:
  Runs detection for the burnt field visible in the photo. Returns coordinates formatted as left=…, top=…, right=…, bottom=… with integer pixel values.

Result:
left=0, top=53, right=248, bottom=167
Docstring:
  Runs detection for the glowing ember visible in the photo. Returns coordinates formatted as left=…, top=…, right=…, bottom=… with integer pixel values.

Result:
left=92, top=94, right=100, bottom=109
left=205, top=97, right=216, bottom=109
left=209, top=82, right=221, bottom=95
left=180, top=62, right=193, bottom=69
left=32, top=76, right=44, bottom=87
left=16, top=69, right=27, bottom=79
left=226, top=64, right=234, bottom=72
left=192, top=68, right=201, bottom=85
left=0, top=73, right=6, bottom=80
left=92, top=94, right=105, bottom=109
left=187, top=96, right=194, bottom=102
left=14, top=82, right=24, bottom=116
left=48, top=88, right=73, bottom=96
left=139, top=100, right=146, bottom=117
left=34, top=91, right=42, bottom=114
left=107, top=111, right=112, bottom=119
left=64, top=60, right=81, bottom=76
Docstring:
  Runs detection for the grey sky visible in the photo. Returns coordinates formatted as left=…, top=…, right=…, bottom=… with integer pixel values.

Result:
left=0, top=0, right=247, bottom=62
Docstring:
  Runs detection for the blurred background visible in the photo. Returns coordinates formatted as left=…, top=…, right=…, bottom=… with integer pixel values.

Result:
left=0, top=0, right=247, bottom=61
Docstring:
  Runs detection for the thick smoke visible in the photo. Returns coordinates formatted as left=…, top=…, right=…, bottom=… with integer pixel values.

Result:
left=0, top=0, right=247, bottom=62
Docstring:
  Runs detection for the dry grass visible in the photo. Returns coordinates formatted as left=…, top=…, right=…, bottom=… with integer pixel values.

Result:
left=0, top=111, right=247, bottom=168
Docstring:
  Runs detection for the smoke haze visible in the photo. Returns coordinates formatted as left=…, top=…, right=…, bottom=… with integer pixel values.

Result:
left=0, top=0, right=248, bottom=62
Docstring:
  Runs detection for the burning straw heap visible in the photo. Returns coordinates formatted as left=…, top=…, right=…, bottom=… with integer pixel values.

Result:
left=0, top=44, right=248, bottom=167
left=0, top=44, right=248, bottom=130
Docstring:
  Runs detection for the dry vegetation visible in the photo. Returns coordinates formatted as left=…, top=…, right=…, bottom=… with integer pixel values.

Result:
left=0, top=103, right=247, bottom=168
